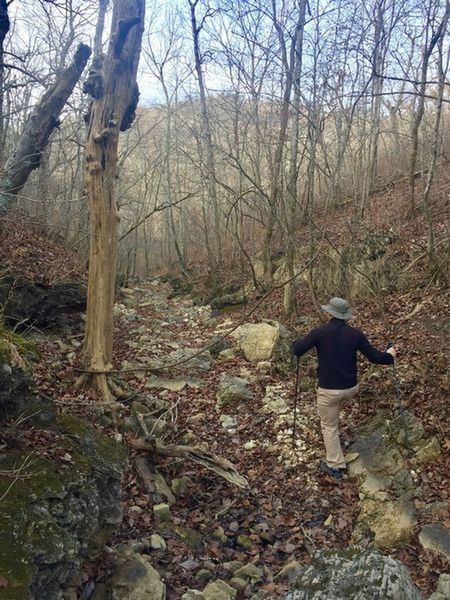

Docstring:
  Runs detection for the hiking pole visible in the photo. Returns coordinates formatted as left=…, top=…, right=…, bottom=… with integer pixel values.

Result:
left=292, top=357, right=300, bottom=450
left=386, top=341, right=411, bottom=454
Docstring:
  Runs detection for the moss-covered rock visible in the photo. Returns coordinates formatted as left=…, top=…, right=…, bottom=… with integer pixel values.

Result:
left=0, top=414, right=127, bottom=600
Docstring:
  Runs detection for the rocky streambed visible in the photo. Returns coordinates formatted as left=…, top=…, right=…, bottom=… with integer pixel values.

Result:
left=0, top=279, right=448, bottom=599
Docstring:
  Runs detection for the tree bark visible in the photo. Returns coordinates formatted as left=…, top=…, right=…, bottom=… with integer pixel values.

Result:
left=94, top=0, right=110, bottom=56
left=409, top=0, right=450, bottom=213
left=283, top=0, right=307, bottom=317
left=81, top=0, right=145, bottom=401
left=0, top=0, right=10, bottom=165
left=189, top=0, right=221, bottom=285
left=0, top=43, right=91, bottom=213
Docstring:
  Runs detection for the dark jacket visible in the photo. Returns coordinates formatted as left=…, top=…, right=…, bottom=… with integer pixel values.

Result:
left=292, top=318, right=393, bottom=389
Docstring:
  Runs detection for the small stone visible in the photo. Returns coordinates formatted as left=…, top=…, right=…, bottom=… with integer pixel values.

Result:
left=236, top=534, right=253, bottom=550
left=195, top=569, right=213, bottom=583
left=229, top=577, right=247, bottom=591
left=419, top=524, right=450, bottom=561
left=129, top=539, right=145, bottom=553
left=181, top=559, right=201, bottom=571
left=181, top=431, right=198, bottom=445
left=150, top=534, right=167, bottom=550
left=129, top=505, right=143, bottom=514
left=244, top=440, right=257, bottom=450
left=181, top=591, right=205, bottom=600
left=234, top=563, right=264, bottom=582
left=258, top=531, right=275, bottom=544
left=171, top=476, right=192, bottom=497
left=222, top=561, right=244, bottom=572
left=212, top=526, right=228, bottom=544
left=190, top=413, right=205, bottom=422
left=218, top=348, right=236, bottom=362
left=203, top=579, right=237, bottom=600
left=437, top=573, right=450, bottom=597
left=274, top=560, right=302, bottom=581
left=220, top=415, right=238, bottom=430
left=256, top=361, right=271, bottom=371
left=153, top=503, right=171, bottom=523
left=414, top=437, right=441, bottom=464
left=216, top=373, right=252, bottom=407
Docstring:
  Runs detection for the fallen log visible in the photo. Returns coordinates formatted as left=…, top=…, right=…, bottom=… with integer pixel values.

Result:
left=129, top=437, right=248, bottom=489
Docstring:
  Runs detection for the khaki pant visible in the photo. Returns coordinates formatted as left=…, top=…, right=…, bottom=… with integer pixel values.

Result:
left=316, top=385, right=359, bottom=469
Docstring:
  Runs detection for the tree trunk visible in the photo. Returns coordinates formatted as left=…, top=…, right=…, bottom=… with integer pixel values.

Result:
left=189, top=0, right=221, bottom=283
left=283, top=0, right=307, bottom=317
left=409, top=0, right=449, bottom=213
left=94, top=0, right=110, bottom=56
left=423, top=16, right=449, bottom=276
left=0, top=0, right=10, bottom=166
left=0, top=43, right=91, bottom=213
left=80, top=0, right=145, bottom=401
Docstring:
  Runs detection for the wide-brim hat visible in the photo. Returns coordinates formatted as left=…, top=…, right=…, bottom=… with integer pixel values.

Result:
left=321, top=297, right=354, bottom=320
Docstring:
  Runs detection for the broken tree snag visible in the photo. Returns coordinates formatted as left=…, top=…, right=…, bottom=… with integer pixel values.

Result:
left=0, top=43, right=91, bottom=213
left=129, top=437, right=249, bottom=489
left=80, top=0, right=145, bottom=402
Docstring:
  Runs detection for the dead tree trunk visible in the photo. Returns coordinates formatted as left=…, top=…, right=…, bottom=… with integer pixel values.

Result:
left=0, top=43, right=91, bottom=213
left=79, top=0, right=145, bottom=402
left=0, top=0, right=10, bottom=165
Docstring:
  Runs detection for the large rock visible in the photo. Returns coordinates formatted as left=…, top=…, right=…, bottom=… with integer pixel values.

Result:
left=285, top=547, right=421, bottom=600
left=231, top=321, right=295, bottom=374
left=0, top=413, right=127, bottom=600
left=0, top=275, right=86, bottom=328
left=419, top=524, right=450, bottom=562
left=210, top=289, right=246, bottom=311
left=108, top=548, right=165, bottom=600
left=348, top=412, right=427, bottom=550
left=216, top=373, right=252, bottom=406
left=203, top=579, right=236, bottom=600
left=354, top=498, right=417, bottom=549
left=0, top=341, right=55, bottom=425
left=428, top=574, right=450, bottom=600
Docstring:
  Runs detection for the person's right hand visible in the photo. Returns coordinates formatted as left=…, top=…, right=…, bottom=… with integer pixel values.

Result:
left=386, top=346, right=397, bottom=358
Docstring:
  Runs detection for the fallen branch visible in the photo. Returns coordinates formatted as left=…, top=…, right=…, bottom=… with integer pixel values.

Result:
left=393, top=302, right=425, bottom=324
left=129, top=437, right=248, bottom=489
left=134, top=455, right=156, bottom=495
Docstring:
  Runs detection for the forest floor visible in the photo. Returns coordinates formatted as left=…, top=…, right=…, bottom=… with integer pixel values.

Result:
left=1, top=171, right=449, bottom=598
left=26, top=274, right=449, bottom=599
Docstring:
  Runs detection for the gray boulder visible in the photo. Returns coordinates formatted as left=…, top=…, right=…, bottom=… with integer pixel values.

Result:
left=109, top=548, right=165, bottom=600
left=428, top=574, right=450, bottom=600
left=216, top=373, right=252, bottom=407
left=419, top=524, right=450, bottom=562
left=285, top=547, right=421, bottom=600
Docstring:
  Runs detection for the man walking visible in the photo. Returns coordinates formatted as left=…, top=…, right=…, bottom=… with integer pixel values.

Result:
left=292, top=297, right=396, bottom=480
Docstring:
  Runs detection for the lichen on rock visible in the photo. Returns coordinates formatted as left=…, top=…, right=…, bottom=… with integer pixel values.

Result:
left=0, top=413, right=127, bottom=600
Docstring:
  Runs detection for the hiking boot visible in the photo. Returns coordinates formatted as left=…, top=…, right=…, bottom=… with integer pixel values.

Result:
left=319, top=462, right=344, bottom=480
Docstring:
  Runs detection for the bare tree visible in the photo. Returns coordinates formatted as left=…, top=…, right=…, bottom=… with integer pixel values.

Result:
left=0, top=42, right=91, bottom=213
left=79, top=0, right=145, bottom=401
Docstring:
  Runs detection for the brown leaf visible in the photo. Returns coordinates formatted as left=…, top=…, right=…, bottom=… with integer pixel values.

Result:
left=0, top=576, right=9, bottom=588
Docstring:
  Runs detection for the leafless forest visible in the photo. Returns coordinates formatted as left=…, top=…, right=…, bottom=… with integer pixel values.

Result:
left=2, top=0, right=449, bottom=301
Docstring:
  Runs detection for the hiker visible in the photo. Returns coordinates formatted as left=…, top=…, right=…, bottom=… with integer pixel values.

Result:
left=292, top=297, right=396, bottom=480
